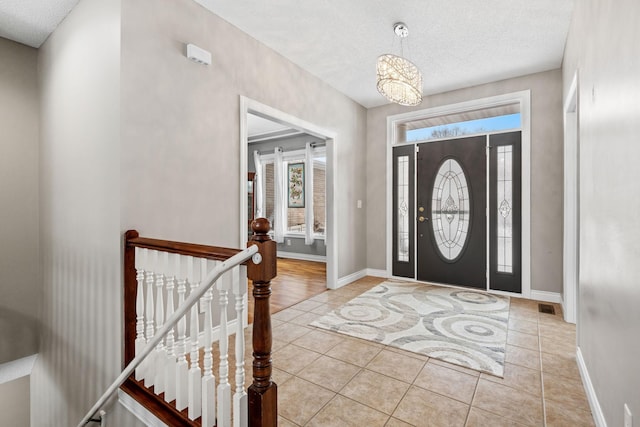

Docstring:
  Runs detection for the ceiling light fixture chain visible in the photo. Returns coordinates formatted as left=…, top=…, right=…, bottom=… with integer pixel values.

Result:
left=376, top=22, right=423, bottom=107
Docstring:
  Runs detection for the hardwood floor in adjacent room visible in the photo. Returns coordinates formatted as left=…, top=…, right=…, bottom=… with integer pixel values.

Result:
left=248, top=257, right=327, bottom=323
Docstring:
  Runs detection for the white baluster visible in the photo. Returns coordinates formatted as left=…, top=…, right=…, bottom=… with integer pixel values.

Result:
left=134, top=247, right=147, bottom=381
left=233, top=265, right=248, bottom=427
left=175, top=255, right=189, bottom=411
left=163, top=253, right=177, bottom=403
left=217, top=269, right=232, bottom=427
left=153, top=252, right=167, bottom=395
left=201, top=259, right=216, bottom=427
left=187, top=256, right=202, bottom=420
left=143, top=250, right=157, bottom=388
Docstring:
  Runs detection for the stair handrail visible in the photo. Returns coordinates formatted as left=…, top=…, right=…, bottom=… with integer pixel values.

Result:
left=78, top=244, right=260, bottom=427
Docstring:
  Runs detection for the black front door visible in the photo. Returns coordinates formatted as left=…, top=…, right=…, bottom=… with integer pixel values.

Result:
left=416, top=136, right=487, bottom=289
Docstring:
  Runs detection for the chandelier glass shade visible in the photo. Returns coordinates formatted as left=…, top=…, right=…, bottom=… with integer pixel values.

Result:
left=376, top=22, right=423, bottom=106
left=376, top=54, right=423, bottom=106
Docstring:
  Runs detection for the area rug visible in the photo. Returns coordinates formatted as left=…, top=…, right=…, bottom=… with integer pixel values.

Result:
left=310, top=281, right=510, bottom=377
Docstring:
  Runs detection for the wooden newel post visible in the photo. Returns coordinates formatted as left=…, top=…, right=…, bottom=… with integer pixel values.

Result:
left=247, top=218, right=277, bottom=427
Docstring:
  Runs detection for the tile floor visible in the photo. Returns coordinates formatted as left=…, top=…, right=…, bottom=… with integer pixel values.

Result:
left=264, top=276, right=595, bottom=427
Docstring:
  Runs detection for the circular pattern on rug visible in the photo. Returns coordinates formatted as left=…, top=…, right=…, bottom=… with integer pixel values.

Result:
left=310, top=281, right=510, bottom=376
left=333, top=302, right=393, bottom=323
left=451, top=290, right=500, bottom=305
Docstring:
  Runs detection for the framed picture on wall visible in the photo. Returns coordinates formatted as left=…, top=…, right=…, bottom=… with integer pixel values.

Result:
left=288, top=163, right=305, bottom=208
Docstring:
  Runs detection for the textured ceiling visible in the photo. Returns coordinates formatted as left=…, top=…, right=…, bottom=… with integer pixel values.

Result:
left=0, top=0, right=81, bottom=48
left=195, top=0, right=574, bottom=108
left=0, top=0, right=574, bottom=108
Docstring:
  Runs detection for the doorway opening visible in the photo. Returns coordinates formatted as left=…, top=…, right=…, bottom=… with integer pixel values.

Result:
left=240, top=97, right=338, bottom=295
left=386, top=91, right=531, bottom=297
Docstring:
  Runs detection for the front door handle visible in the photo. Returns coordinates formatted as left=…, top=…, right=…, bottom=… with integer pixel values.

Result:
left=418, top=216, right=429, bottom=222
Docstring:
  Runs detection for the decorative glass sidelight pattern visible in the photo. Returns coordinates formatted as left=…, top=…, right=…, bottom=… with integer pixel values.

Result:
left=497, top=146, right=513, bottom=273
left=397, top=155, right=410, bottom=262
left=431, top=159, right=470, bottom=260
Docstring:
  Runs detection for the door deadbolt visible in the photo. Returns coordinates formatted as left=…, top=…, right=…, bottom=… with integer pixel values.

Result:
left=418, top=206, right=425, bottom=212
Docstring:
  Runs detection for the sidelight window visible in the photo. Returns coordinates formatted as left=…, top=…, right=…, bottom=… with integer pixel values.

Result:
left=396, top=155, right=410, bottom=262
left=497, top=145, right=513, bottom=273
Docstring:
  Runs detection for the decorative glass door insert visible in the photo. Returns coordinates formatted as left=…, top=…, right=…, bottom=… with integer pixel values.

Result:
left=431, top=158, right=471, bottom=261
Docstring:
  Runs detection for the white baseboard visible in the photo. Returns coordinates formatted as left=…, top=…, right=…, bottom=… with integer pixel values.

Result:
left=277, top=251, right=326, bottom=262
left=118, top=389, right=167, bottom=427
left=0, top=354, right=37, bottom=384
left=529, top=290, right=563, bottom=304
left=365, top=268, right=388, bottom=278
left=337, top=269, right=367, bottom=288
left=576, top=347, right=607, bottom=427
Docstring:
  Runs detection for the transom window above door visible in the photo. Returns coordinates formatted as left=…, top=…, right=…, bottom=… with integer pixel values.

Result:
left=400, top=103, right=521, bottom=143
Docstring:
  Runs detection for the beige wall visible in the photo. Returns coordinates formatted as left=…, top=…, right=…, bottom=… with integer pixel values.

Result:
left=32, top=0, right=140, bottom=424
left=0, top=37, right=40, bottom=364
left=120, top=0, right=367, bottom=279
left=366, top=70, right=564, bottom=294
left=563, top=0, right=640, bottom=425
left=0, top=376, right=29, bottom=426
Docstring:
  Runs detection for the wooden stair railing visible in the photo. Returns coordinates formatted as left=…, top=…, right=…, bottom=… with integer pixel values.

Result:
left=78, top=219, right=277, bottom=427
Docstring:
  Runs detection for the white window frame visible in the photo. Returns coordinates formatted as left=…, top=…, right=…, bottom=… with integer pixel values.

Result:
left=385, top=90, right=531, bottom=298
left=259, top=147, right=327, bottom=240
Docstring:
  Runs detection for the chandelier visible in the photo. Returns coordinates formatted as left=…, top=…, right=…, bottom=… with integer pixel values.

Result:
left=376, top=23, right=423, bottom=106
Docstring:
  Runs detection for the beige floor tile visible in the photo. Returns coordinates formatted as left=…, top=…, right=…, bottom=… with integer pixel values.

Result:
left=307, top=395, right=389, bottom=427
left=472, top=379, right=543, bottom=426
left=414, top=362, right=478, bottom=404
left=310, top=303, right=338, bottom=315
left=277, top=377, right=335, bottom=425
left=393, top=385, right=469, bottom=427
left=297, top=355, right=360, bottom=392
left=537, top=312, right=567, bottom=326
left=330, top=288, right=363, bottom=299
left=507, top=330, right=539, bottom=351
left=273, top=344, right=322, bottom=374
left=271, top=367, right=293, bottom=386
left=292, top=329, right=345, bottom=354
left=309, top=292, right=334, bottom=303
left=541, top=351, right=580, bottom=380
left=366, top=349, right=426, bottom=383
left=543, top=374, right=591, bottom=412
left=341, top=369, right=410, bottom=415
left=539, top=335, right=576, bottom=358
left=310, top=291, right=353, bottom=305
left=545, top=398, right=595, bottom=427
left=326, top=338, right=382, bottom=366
left=385, top=418, right=414, bottom=427
left=346, top=335, right=385, bottom=348
left=480, top=362, right=542, bottom=396
left=510, top=298, right=540, bottom=309
left=429, top=358, right=481, bottom=377
left=505, top=344, right=540, bottom=370
left=509, top=309, right=539, bottom=321
left=278, top=415, right=299, bottom=427
left=289, top=311, right=321, bottom=326
left=272, top=323, right=312, bottom=343
left=385, top=345, right=430, bottom=362
left=538, top=323, right=576, bottom=343
left=289, top=300, right=324, bottom=312
left=271, top=338, right=288, bottom=352
left=508, top=318, right=539, bottom=335
left=272, top=307, right=306, bottom=322
left=465, top=407, right=529, bottom=426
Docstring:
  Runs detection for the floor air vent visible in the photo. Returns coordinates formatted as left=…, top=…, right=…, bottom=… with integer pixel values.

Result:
left=538, top=303, right=556, bottom=315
